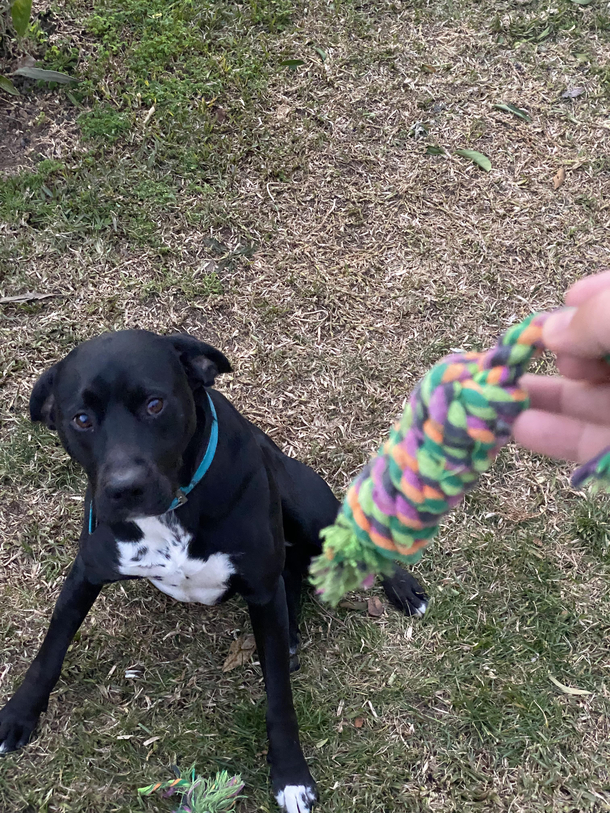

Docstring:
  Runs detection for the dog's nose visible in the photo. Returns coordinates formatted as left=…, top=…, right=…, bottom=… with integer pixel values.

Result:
left=104, top=466, right=148, bottom=506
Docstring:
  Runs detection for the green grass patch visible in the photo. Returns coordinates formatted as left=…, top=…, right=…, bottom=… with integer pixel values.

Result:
left=1, top=0, right=296, bottom=252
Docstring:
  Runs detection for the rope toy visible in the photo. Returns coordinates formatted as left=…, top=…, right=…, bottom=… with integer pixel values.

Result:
left=138, top=767, right=244, bottom=813
left=310, top=312, right=610, bottom=606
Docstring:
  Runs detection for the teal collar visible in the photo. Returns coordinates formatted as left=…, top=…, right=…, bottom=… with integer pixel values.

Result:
left=168, top=393, right=219, bottom=510
left=88, top=392, right=219, bottom=534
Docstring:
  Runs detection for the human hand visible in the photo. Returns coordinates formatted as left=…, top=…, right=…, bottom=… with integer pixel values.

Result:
left=513, top=270, right=610, bottom=464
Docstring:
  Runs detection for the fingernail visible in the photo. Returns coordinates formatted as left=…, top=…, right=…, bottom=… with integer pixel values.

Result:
left=542, top=307, right=576, bottom=350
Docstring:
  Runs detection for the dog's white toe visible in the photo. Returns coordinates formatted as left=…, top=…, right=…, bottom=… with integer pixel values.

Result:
left=276, top=784, right=317, bottom=813
left=415, top=599, right=428, bottom=616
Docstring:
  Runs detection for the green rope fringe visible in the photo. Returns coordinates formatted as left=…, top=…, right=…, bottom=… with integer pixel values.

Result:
left=138, top=767, right=244, bottom=813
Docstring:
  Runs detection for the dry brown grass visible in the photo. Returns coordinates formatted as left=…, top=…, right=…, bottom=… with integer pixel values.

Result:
left=1, top=0, right=610, bottom=810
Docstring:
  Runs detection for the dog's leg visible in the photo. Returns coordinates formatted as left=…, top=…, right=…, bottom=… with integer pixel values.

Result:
left=0, top=556, right=101, bottom=753
left=248, top=579, right=317, bottom=813
left=282, top=544, right=311, bottom=674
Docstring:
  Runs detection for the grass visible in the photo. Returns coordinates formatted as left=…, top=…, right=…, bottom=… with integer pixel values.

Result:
left=2, top=0, right=610, bottom=810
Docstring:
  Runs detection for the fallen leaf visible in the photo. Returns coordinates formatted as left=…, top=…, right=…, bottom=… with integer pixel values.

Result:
left=0, top=75, right=20, bottom=96
left=338, top=600, right=367, bottom=611
left=561, top=87, right=584, bottom=99
left=142, top=736, right=160, bottom=747
left=493, top=102, right=531, bottom=122
left=315, top=738, right=328, bottom=749
left=0, top=292, right=58, bottom=304
left=222, top=634, right=256, bottom=672
left=367, top=597, right=385, bottom=617
left=13, top=66, right=77, bottom=84
left=553, top=166, right=566, bottom=190
left=425, top=145, right=445, bottom=155
left=280, top=59, right=305, bottom=70
left=354, top=717, right=365, bottom=728
left=276, top=104, right=291, bottom=120
left=549, top=675, right=592, bottom=696
left=455, top=149, right=492, bottom=172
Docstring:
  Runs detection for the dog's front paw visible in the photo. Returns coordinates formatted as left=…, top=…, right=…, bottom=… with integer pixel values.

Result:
left=381, top=567, right=428, bottom=617
left=0, top=702, right=39, bottom=753
left=275, top=783, right=318, bottom=813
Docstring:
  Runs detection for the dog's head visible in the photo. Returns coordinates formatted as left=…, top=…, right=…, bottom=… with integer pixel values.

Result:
left=30, top=330, right=231, bottom=523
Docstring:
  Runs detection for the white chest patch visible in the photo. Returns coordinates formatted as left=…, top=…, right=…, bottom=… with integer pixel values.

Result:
left=116, top=513, right=235, bottom=605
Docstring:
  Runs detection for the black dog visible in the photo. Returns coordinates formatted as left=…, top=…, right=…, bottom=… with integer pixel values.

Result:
left=0, top=330, right=427, bottom=811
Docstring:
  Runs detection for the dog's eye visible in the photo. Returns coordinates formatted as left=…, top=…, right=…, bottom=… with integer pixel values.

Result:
left=146, top=398, right=164, bottom=415
left=73, top=413, right=93, bottom=430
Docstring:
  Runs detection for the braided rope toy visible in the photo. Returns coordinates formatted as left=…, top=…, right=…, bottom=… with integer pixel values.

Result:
left=310, top=312, right=610, bottom=606
left=138, top=767, right=244, bottom=813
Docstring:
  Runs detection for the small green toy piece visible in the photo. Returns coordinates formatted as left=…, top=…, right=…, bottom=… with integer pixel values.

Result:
left=310, top=312, right=610, bottom=606
left=138, top=766, right=244, bottom=813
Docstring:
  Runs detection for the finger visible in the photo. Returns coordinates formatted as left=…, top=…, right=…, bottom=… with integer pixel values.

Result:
left=543, top=288, right=610, bottom=358
left=555, top=354, right=610, bottom=383
left=519, top=374, right=610, bottom=423
left=513, top=410, right=610, bottom=463
left=565, top=270, right=610, bottom=306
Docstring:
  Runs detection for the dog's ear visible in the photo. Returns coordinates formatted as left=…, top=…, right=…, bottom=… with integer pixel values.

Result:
left=30, top=364, right=59, bottom=429
left=166, top=334, right=232, bottom=388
